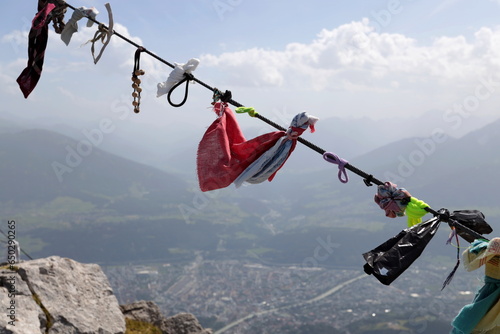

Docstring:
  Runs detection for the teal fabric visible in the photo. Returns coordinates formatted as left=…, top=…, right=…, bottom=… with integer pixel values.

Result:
left=470, top=239, right=490, bottom=254
left=451, top=276, right=500, bottom=333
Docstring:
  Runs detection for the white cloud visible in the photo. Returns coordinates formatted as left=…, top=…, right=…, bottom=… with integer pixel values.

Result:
left=0, top=18, right=202, bottom=129
left=1, top=30, right=29, bottom=54
left=0, top=69, right=18, bottom=96
left=1, top=23, right=136, bottom=72
left=200, top=19, right=500, bottom=95
left=3, top=16, right=500, bottom=124
left=0, top=21, right=174, bottom=100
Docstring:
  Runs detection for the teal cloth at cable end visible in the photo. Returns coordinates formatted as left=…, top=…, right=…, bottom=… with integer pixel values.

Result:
left=469, top=239, right=490, bottom=254
left=451, top=276, right=500, bottom=334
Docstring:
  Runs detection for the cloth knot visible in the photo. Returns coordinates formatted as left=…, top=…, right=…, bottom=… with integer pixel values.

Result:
left=61, top=6, right=99, bottom=45
left=157, top=58, right=200, bottom=98
left=405, top=197, right=430, bottom=227
left=289, top=112, right=318, bottom=133
left=286, top=126, right=306, bottom=140
left=49, top=0, right=68, bottom=34
left=323, top=152, right=349, bottom=183
left=374, top=181, right=411, bottom=218
left=285, top=112, right=318, bottom=140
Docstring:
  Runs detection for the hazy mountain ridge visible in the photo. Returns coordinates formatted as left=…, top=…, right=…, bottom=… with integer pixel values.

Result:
left=1, top=117, right=499, bottom=265
left=0, top=128, right=188, bottom=206
left=350, top=117, right=500, bottom=207
left=1, top=110, right=495, bottom=175
left=285, top=118, right=500, bottom=227
left=0, top=122, right=492, bottom=333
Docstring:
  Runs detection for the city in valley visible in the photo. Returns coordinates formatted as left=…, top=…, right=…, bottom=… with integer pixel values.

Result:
left=104, top=255, right=480, bottom=334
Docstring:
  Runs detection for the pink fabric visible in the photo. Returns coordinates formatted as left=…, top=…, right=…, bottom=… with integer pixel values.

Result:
left=17, top=1, right=56, bottom=98
left=197, top=103, right=284, bottom=192
left=33, top=2, right=56, bottom=29
left=374, top=181, right=411, bottom=218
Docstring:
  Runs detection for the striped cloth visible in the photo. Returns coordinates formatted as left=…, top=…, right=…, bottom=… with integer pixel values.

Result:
left=233, top=112, right=318, bottom=187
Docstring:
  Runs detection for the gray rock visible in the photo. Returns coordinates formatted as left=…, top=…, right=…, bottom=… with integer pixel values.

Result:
left=121, top=300, right=164, bottom=328
left=164, top=313, right=213, bottom=334
left=0, top=266, right=42, bottom=334
left=121, top=300, right=212, bottom=334
left=0, top=257, right=210, bottom=334
left=0, top=256, right=125, bottom=334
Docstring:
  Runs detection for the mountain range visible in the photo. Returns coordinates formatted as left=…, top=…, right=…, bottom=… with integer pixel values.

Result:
left=0, top=128, right=189, bottom=211
left=0, top=115, right=499, bottom=265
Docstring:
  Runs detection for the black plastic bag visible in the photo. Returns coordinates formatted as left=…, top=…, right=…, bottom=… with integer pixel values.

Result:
left=362, top=217, right=441, bottom=285
left=450, top=210, right=492, bottom=243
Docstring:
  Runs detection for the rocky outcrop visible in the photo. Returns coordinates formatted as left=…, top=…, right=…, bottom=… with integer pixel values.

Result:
left=121, top=300, right=212, bottom=334
left=163, top=313, right=213, bottom=334
left=0, top=256, right=126, bottom=334
left=0, top=257, right=211, bottom=334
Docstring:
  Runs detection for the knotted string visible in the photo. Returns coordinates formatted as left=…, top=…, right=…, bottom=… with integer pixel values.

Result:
left=88, top=2, right=113, bottom=64
left=323, top=152, right=349, bottom=183
left=442, top=221, right=461, bottom=290
left=447, top=227, right=458, bottom=245
left=235, top=107, right=258, bottom=117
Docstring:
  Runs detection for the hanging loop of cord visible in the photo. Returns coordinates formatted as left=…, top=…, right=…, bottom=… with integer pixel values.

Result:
left=323, top=152, right=349, bottom=183
left=167, top=73, right=193, bottom=107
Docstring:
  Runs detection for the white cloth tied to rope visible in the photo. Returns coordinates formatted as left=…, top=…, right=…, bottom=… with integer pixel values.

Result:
left=61, top=6, right=99, bottom=45
left=157, top=58, right=200, bottom=98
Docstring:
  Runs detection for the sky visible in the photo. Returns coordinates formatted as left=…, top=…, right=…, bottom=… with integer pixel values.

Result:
left=2, top=0, right=500, bottom=139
